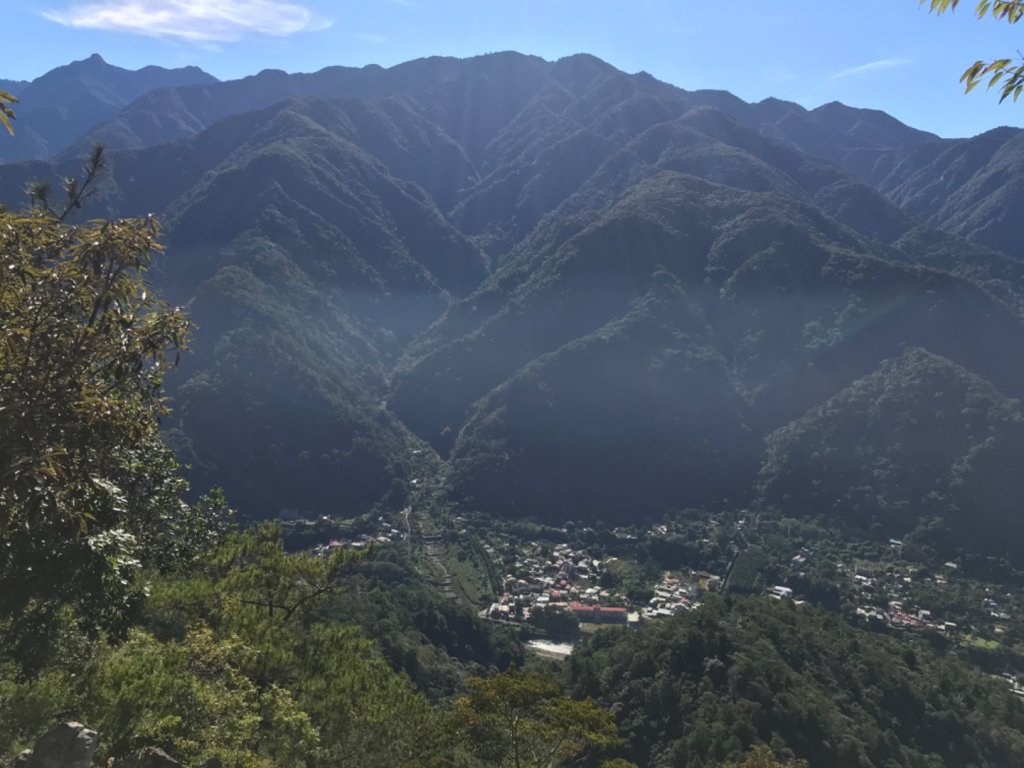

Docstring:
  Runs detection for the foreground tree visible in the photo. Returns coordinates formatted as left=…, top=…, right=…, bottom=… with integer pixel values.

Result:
left=0, top=167, right=224, bottom=670
left=925, top=0, right=1024, bottom=101
left=76, top=524, right=436, bottom=767
left=0, top=90, right=15, bottom=135
left=447, top=670, right=622, bottom=768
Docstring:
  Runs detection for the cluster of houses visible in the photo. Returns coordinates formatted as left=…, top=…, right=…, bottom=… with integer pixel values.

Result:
left=483, top=537, right=729, bottom=629
left=486, top=542, right=636, bottom=625
left=642, top=572, right=718, bottom=619
left=853, top=600, right=960, bottom=633
left=311, top=517, right=404, bottom=557
left=760, top=547, right=960, bottom=633
left=717, top=538, right=1016, bottom=653
left=838, top=559, right=1017, bottom=642
left=845, top=560, right=956, bottom=633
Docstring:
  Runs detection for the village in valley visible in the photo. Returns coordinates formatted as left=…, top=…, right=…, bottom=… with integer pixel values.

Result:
left=457, top=509, right=1023, bottom=682
left=293, top=492, right=1024, bottom=689
left=483, top=537, right=724, bottom=629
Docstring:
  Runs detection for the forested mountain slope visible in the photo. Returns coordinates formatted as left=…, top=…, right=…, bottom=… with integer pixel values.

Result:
left=758, top=348, right=1024, bottom=556
left=2, top=52, right=1023, bottom=557
left=569, top=597, right=1024, bottom=768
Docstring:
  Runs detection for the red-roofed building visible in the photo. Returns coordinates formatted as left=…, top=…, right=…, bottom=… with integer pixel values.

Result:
left=569, top=601, right=628, bottom=624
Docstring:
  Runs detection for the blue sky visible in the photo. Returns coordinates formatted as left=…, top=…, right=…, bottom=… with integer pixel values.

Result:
left=8, top=0, right=1024, bottom=137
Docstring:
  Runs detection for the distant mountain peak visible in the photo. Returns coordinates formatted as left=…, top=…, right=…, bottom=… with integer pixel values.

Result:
left=254, top=68, right=290, bottom=79
left=553, top=52, right=613, bottom=71
left=0, top=54, right=217, bottom=163
left=63, top=53, right=109, bottom=71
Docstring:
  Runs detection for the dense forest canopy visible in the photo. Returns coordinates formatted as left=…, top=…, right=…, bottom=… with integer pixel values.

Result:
left=569, top=597, right=1024, bottom=768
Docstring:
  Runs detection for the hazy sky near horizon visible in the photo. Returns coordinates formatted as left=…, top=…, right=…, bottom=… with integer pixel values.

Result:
left=9, top=0, right=1024, bottom=138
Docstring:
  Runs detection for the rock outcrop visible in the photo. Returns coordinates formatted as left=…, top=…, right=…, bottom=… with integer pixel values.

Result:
left=18, top=722, right=98, bottom=768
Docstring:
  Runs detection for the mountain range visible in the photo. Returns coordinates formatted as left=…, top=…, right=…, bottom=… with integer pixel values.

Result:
left=3, top=51, right=1024, bottom=560
left=0, top=54, right=216, bottom=163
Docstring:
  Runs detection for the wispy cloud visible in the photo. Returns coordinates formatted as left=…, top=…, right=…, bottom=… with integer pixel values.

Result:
left=41, top=0, right=331, bottom=43
left=830, top=57, right=911, bottom=80
left=358, top=33, right=387, bottom=43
